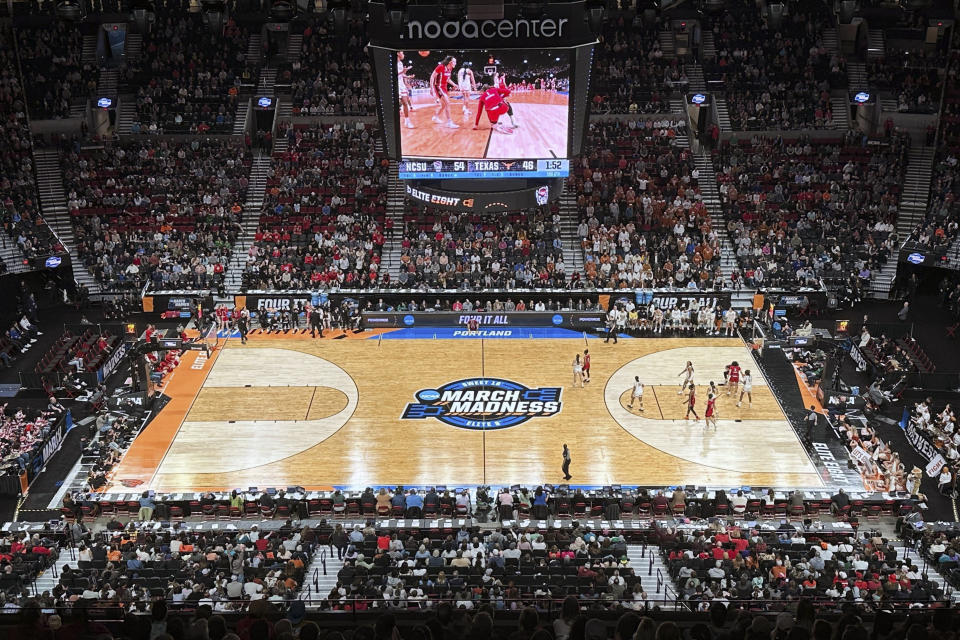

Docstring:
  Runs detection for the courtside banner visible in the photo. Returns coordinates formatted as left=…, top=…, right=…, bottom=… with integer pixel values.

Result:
left=362, top=311, right=606, bottom=329
left=634, top=291, right=732, bottom=310
left=403, top=181, right=563, bottom=210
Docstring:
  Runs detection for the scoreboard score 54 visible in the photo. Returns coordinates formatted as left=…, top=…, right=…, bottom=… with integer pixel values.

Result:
left=398, top=158, right=570, bottom=179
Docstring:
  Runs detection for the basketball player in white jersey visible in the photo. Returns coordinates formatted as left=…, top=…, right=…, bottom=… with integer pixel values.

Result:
left=628, top=376, right=644, bottom=411
left=677, top=361, right=694, bottom=394
left=396, top=51, right=414, bottom=128
left=457, top=64, right=475, bottom=116
left=737, top=369, right=754, bottom=408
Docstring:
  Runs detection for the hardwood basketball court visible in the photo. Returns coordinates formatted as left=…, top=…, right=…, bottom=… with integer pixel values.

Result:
left=108, top=334, right=824, bottom=492
left=400, top=90, right=568, bottom=159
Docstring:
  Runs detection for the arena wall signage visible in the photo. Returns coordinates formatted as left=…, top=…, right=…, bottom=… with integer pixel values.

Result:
left=368, top=2, right=597, bottom=48
left=362, top=311, right=606, bottom=329
left=97, top=343, right=130, bottom=383
left=810, top=441, right=857, bottom=487
left=401, top=377, right=562, bottom=430
left=405, top=17, right=570, bottom=41
left=634, top=291, right=731, bottom=310
left=904, top=421, right=940, bottom=463
left=404, top=181, right=562, bottom=211
left=849, top=343, right=869, bottom=372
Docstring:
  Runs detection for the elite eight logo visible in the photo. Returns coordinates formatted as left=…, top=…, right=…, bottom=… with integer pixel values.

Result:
left=402, top=378, right=562, bottom=430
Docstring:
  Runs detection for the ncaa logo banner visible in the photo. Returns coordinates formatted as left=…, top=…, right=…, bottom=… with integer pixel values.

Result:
left=402, top=378, right=562, bottom=430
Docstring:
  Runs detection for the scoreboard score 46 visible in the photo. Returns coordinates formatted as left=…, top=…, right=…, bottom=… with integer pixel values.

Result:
left=398, top=158, right=570, bottom=179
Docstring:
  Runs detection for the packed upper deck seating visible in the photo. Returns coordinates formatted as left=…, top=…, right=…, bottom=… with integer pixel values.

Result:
left=713, top=131, right=908, bottom=289
left=62, top=138, right=250, bottom=290
left=242, top=123, right=386, bottom=290
left=706, top=0, right=842, bottom=131
left=125, top=15, right=253, bottom=134
left=282, top=18, right=376, bottom=117
left=575, top=118, right=721, bottom=290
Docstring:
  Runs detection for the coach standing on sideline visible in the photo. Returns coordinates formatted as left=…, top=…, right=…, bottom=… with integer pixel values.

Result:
left=310, top=306, right=323, bottom=338
left=237, top=309, right=249, bottom=344
left=604, top=307, right=618, bottom=344
left=562, top=444, right=572, bottom=480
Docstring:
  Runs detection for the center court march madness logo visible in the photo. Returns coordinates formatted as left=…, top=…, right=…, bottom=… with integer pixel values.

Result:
left=401, top=378, right=562, bottom=430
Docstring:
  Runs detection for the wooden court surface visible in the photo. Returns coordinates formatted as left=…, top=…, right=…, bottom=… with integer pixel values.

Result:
left=108, top=336, right=824, bottom=492
left=401, top=90, right=568, bottom=159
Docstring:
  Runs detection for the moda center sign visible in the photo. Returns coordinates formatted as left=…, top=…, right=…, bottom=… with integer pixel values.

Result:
left=368, top=2, right=597, bottom=48
left=404, top=17, right=570, bottom=40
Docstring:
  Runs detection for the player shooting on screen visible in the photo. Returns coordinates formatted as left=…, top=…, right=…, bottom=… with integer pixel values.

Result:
left=472, top=82, right=516, bottom=135
left=430, top=55, right=460, bottom=129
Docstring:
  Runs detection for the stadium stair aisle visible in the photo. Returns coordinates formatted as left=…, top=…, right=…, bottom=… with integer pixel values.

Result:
left=559, top=189, right=585, bottom=276
left=0, top=234, right=29, bottom=274
left=382, top=141, right=406, bottom=283
left=33, top=547, right=78, bottom=597
left=226, top=152, right=271, bottom=291
left=302, top=545, right=344, bottom=607
left=32, top=148, right=101, bottom=294
left=865, top=146, right=935, bottom=300
left=694, top=154, right=736, bottom=287
left=627, top=543, right=682, bottom=610
left=900, top=545, right=959, bottom=602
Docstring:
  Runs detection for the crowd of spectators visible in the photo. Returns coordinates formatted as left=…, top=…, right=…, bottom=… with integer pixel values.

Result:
left=905, top=150, right=960, bottom=252
left=79, top=411, right=141, bottom=491
left=62, top=138, right=250, bottom=291
left=713, top=131, right=908, bottom=290
left=906, top=398, right=959, bottom=497
left=574, top=118, right=722, bottom=290
left=46, top=523, right=314, bottom=612
left=0, top=402, right=59, bottom=480
left=834, top=412, right=908, bottom=493
left=397, top=207, right=571, bottom=290
left=282, top=18, right=376, bottom=117
left=867, top=55, right=944, bottom=115
left=7, top=593, right=960, bottom=640
left=0, top=25, right=62, bottom=265
left=917, top=527, right=960, bottom=595
left=243, top=123, right=386, bottom=290
left=0, top=532, right=57, bottom=607
left=910, top=53, right=960, bottom=253
left=325, top=523, right=645, bottom=613
left=659, top=521, right=946, bottom=608
left=15, top=20, right=95, bottom=120
left=706, top=0, right=843, bottom=131
left=126, top=15, right=252, bottom=134
left=591, top=13, right=685, bottom=114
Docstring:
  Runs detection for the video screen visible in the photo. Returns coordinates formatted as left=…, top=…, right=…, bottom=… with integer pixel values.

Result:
left=396, top=49, right=570, bottom=160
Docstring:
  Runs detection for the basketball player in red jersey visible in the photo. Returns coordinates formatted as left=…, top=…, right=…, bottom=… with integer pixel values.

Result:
left=704, top=392, right=718, bottom=429
left=725, top=360, right=741, bottom=396
left=429, top=56, right=459, bottom=129
left=683, top=382, right=699, bottom=421
left=582, top=349, right=591, bottom=383
left=472, top=83, right=515, bottom=135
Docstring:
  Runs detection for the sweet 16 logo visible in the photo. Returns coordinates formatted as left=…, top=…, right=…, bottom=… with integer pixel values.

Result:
left=401, top=378, right=562, bottom=430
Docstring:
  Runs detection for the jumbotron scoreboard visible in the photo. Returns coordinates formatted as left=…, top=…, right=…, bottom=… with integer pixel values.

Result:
left=367, top=0, right=601, bottom=207
left=398, top=158, right=571, bottom=180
